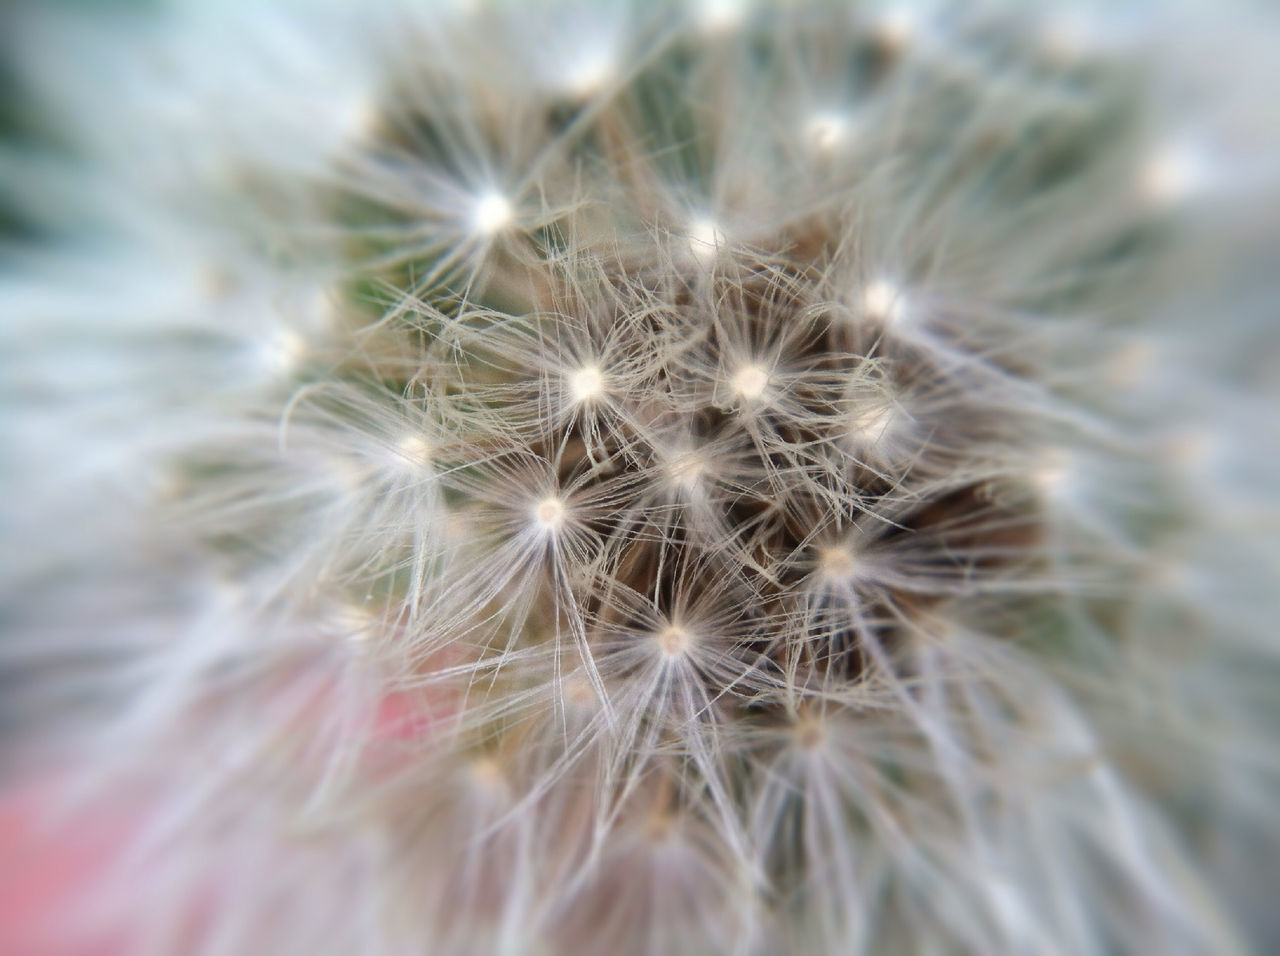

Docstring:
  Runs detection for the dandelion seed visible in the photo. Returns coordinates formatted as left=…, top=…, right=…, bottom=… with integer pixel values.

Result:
left=687, top=218, right=725, bottom=264
left=533, top=496, right=566, bottom=531
left=817, top=546, right=858, bottom=583
left=697, top=0, right=748, bottom=34
left=657, top=625, right=692, bottom=658
left=468, top=756, right=508, bottom=796
left=1031, top=449, right=1075, bottom=502
left=794, top=716, right=826, bottom=752
left=1140, top=141, right=1209, bottom=206
left=336, top=602, right=378, bottom=644
left=470, top=190, right=513, bottom=236
left=560, top=52, right=615, bottom=97
left=873, top=6, right=918, bottom=52
left=847, top=401, right=898, bottom=447
left=806, top=112, right=852, bottom=153
left=666, top=453, right=707, bottom=490
left=862, top=277, right=904, bottom=325
left=567, top=364, right=605, bottom=404
left=396, top=434, right=432, bottom=466
left=260, top=328, right=306, bottom=376
left=730, top=363, right=770, bottom=401
left=1039, top=11, right=1101, bottom=63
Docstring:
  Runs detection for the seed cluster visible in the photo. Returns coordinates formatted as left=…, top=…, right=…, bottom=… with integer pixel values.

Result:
left=12, top=4, right=1250, bottom=953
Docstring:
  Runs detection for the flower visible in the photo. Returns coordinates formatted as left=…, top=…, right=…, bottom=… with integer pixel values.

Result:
left=2, top=1, right=1278, bottom=953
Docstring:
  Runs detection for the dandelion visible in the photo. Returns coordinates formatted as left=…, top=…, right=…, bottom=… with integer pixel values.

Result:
left=2, top=2, right=1278, bottom=955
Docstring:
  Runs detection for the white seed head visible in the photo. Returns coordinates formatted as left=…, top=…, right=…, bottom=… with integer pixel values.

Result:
left=4, top=6, right=1271, bottom=955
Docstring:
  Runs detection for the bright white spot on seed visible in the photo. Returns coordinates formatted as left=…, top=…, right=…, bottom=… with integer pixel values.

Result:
left=687, top=218, right=724, bottom=264
left=262, top=329, right=306, bottom=375
left=471, top=191, right=513, bottom=236
left=667, top=453, right=707, bottom=490
left=469, top=757, right=507, bottom=793
left=561, top=52, right=615, bottom=96
left=1032, top=449, right=1073, bottom=500
left=848, top=402, right=897, bottom=446
left=568, top=364, right=605, bottom=403
left=698, top=0, right=747, bottom=33
left=309, top=286, right=345, bottom=330
left=732, top=363, right=770, bottom=401
left=875, top=7, right=917, bottom=51
left=818, top=546, right=858, bottom=582
left=862, top=278, right=903, bottom=324
left=1140, top=143, right=1208, bottom=207
left=562, top=674, right=597, bottom=710
left=807, top=112, right=851, bottom=152
left=795, top=717, right=826, bottom=752
left=657, top=625, right=692, bottom=657
left=444, top=509, right=476, bottom=544
left=334, top=91, right=382, bottom=146
left=337, top=602, right=378, bottom=644
left=1040, top=11, right=1098, bottom=63
left=534, top=496, right=566, bottom=530
left=396, top=434, right=432, bottom=466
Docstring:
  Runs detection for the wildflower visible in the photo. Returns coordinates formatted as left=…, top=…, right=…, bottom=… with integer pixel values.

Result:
left=2, top=2, right=1278, bottom=954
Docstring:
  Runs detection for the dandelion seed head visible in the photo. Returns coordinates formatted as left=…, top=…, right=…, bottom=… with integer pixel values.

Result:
left=5, top=4, right=1274, bottom=954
